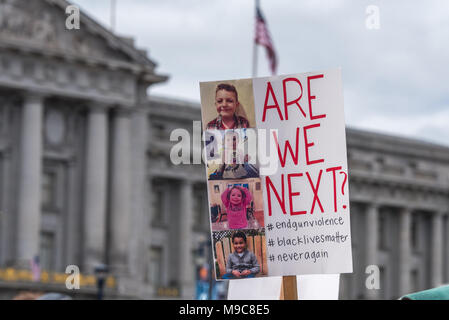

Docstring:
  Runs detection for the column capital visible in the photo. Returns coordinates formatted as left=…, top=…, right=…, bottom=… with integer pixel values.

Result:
left=113, top=105, right=133, bottom=117
left=67, top=156, right=77, bottom=168
left=0, top=145, right=12, bottom=159
left=433, top=210, right=445, bottom=217
left=87, top=101, right=111, bottom=114
left=23, top=91, right=47, bottom=104
left=400, top=206, right=413, bottom=215
left=366, top=202, right=380, bottom=211
left=181, top=179, right=194, bottom=188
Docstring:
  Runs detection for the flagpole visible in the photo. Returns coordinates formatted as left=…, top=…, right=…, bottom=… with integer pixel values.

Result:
left=110, top=0, right=116, bottom=32
left=252, top=0, right=259, bottom=77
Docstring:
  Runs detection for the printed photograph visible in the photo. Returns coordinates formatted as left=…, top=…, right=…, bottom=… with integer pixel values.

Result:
left=212, top=229, right=268, bottom=280
left=208, top=178, right=264, bottom=231
left=205, top=128, right=259, bottom=180
left=200, top=78, right=256, bottom=130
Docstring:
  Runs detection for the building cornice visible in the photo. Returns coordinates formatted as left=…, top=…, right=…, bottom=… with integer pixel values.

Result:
left=347, top=127, right=449, bottom=163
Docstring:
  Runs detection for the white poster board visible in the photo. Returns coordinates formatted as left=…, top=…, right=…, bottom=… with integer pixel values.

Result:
left=227, top=274, right=340, bottom=300
left=253, top=68, right=352, bottom=276
left=200, top=68, right=352, bottom=282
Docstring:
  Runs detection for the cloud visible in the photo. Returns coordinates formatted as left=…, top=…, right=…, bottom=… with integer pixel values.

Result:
left=353, top=107, right=449, bottom=145
left=72, top=0, right=449, bottom=146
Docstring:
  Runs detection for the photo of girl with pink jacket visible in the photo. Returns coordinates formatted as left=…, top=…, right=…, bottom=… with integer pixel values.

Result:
left=220, top=185, right=252, bottom=229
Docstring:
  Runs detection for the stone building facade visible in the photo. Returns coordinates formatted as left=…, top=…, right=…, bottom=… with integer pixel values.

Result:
left=0, top=0, right=448, bottom=300
left=0, top=0, right=168, bottom=299
left=147, top=97, right=449, bottom=300
left=341, top=129, right=449, bottom=299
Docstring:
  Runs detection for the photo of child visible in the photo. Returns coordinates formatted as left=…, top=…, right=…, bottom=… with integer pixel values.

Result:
left=200, top=79, right=256, bottom=130
left=222, top=185, right=252, bottom=230
left=207, top=83, right=249, bottom=130
left=222, top=231, right=259, bottom=279
left=206, top=129, right=259, bottom=180
left=213, top=229, right=268, bottom=280
left=208, top=178, right=265, bottom=231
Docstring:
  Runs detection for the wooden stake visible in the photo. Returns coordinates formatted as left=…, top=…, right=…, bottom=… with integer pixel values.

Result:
left=280, top=275, right=298, bottom=300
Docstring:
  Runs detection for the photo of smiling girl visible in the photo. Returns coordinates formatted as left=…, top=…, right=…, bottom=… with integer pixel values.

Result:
left=208, top=178, right=265, bottom=231
left=221, top=185, right=252, bottom=230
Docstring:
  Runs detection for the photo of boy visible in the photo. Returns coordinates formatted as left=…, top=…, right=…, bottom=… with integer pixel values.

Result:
left=222, top=231, right=260, bottom=279
left=206, top=83, right=249, bottom=130
left=206, top=129, right=259, bottom=180
left=200, top=79, right=256, bottom=130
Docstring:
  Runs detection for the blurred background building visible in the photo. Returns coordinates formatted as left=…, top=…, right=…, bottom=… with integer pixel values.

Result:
left=0, top=0, right=448, bottom=299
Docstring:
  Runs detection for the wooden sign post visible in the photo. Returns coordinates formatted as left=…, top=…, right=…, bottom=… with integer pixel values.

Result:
left=280, top=275, right=298, bottom=300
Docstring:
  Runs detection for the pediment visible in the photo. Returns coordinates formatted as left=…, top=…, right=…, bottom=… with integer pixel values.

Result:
left=0, top=0, right=156, bottom=69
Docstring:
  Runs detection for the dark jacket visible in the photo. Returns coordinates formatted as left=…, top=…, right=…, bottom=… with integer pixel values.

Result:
left=226, top=250, right=260, bottom=274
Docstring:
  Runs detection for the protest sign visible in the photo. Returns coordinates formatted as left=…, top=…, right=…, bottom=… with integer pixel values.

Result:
left=200, top=68, right=352, bottom=280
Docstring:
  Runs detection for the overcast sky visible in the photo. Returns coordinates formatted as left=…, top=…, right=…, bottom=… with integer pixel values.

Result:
left=72, top=0, right=449, bottom=147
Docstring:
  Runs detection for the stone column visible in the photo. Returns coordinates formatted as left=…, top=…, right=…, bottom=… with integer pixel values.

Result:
left=431, top=211, right=443, bottom=287
left=365, top=202, right=379, bottom=299
left=109, top=108, right=132, bottom=275
left=16, top=93, right=44, bottom=266
left=0, top=148, right=12, bottom=264
left=65, top=159, right=78, bottom=268
left=127, top=107, right=149, bottom=287
left=446, top=214, right=449, bottom=283
left=83, top=105, right=108, bottom=273
left=179, top=180, right=194, bottom=298
left=398, top=207, right=411, bottom=295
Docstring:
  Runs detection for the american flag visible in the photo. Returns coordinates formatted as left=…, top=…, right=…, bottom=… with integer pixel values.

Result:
left=255, top=5, right=277, bottom=75
left=31, top=255, right=41, bottom=282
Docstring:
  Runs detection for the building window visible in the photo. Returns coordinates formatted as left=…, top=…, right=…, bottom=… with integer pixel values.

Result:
left=0, top=154, right=3, bottom=207
left=379, top=265, right=386, bottom=298
left=148, top=247, right=163, bottom=286
left=411, top=214, right=419, bottom=252
left=378, top=212, right=388, bottom=250
left=151, top=180, right=165, bottom=226
left=40, top=232, right=55, bottom=271
left=411, top=269, right=420, bottom=292
left=193, top=188, right=205, bottom=229
left=152, top=189, right=164, bottom=225
left=44, top=109, right=66, bottom=146
left=0, top=106, right=4, bottom=134
left=153, top=123, right=165, bottom=139
left=444, top=215, right=448, bottom=282
left=42, top=171, right=57, bottom=209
